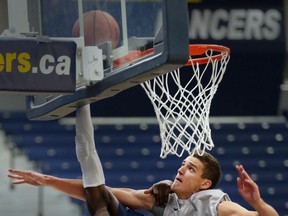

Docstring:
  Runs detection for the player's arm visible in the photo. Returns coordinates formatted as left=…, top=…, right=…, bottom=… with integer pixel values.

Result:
left=108, top=179, right=173, bottom=210
left=235, top=165, right=278, bottom=216
left=218, top=165, right=279, bottom=216
left=8, top=169, right=172, bottom=210
left=218, top=200, right=278, bottom=216
left=108, top=187, right=154, bottom=211
left=8, top=169, right=86, bottom=201
left=8, top=169, right=153, bottom=209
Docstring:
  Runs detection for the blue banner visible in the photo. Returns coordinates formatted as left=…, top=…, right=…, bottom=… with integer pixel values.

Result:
left=0, top=38, right=76, bottom=94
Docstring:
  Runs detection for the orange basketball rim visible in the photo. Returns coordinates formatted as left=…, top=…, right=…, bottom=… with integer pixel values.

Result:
left=187, top=44, right=230, bottom=65
left=113, top=44, right=230, bottom=69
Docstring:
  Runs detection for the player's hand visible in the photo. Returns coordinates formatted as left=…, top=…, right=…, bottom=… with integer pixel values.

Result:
left=144, top=180, right=173, bottom=208
left=236, top=165, right=262, bottom=207
left=8, top=169, right=48, bottom=187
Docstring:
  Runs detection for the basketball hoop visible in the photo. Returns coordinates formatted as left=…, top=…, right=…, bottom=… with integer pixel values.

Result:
left=141, top=44, right=230, bottom=158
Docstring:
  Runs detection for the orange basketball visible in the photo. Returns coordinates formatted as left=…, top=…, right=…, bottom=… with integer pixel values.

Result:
left=72, top=10, right=120, bottom=49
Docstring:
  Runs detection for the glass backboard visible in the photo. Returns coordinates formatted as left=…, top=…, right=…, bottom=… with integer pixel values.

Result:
left=0, top=0, right=189, bottom=120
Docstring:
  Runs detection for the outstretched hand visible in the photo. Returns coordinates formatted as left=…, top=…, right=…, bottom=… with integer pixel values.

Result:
left=236, top=165, right=262, bottom=207
left=8, top=169, right=48, bottom=186
left=144, top=180, right=173, bottom=208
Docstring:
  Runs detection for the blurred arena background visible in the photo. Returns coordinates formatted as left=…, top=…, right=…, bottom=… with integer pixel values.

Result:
left=0, top=0, right=287, bottom=215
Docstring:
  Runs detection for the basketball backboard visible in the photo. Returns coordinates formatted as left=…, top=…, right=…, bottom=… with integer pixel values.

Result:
left=0, top=0, right=189, bottom=120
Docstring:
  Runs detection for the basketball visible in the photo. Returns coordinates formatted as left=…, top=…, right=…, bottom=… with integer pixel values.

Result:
left=72, top=10, right=120, bottom=49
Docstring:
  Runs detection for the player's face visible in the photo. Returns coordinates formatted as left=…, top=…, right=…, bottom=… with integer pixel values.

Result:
left=171, top=155, right=208, bottom=199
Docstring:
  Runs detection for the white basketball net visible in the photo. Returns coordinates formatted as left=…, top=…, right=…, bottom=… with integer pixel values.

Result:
left=141, top=45, right=230, bottom=158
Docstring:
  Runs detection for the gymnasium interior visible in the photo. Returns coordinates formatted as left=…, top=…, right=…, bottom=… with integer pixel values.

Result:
left=0, top=0, right=287, bottom=215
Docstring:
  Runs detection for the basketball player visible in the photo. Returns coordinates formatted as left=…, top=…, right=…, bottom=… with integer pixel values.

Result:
left=8, top=104, right=279, bottom=216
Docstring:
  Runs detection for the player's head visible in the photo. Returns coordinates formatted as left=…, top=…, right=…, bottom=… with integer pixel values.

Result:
left=193, top=152, right=222, bottom=189
left=171, top=151, right=221, bottom=198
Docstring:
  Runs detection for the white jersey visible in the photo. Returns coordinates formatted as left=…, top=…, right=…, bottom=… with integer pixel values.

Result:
left=151, top=189, right=230, bottom=216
